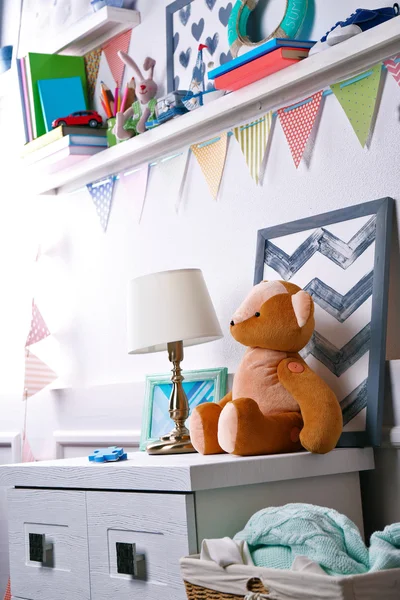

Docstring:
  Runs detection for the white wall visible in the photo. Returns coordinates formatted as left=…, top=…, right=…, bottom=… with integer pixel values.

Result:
left=1, top=0, right=400, bottom=593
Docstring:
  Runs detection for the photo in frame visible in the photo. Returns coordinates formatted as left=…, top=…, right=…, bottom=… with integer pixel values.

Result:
left=166, top=0, right=233, bottom=93
left=140, top=367, right=228, bottom=450
left=254, top=198, right=393, bottom=447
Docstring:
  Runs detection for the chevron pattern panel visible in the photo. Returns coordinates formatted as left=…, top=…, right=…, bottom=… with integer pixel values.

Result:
left=262, top=214, right=377, bottom=433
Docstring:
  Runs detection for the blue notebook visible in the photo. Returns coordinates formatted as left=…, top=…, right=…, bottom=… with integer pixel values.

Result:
left=38, top=76, right=87, bottom=133
left=208, top=38, right=316, bottom=80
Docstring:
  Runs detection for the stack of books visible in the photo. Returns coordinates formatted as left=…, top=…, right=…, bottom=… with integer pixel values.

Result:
left=208, top=39, right=315, bottom=92
left=21, top=125, right=107, bottom=172
left=17, top=52, right=107, bottom=170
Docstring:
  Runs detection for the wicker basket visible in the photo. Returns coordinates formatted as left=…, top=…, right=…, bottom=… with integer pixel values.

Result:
left=184, top=577, right=268, bottom=600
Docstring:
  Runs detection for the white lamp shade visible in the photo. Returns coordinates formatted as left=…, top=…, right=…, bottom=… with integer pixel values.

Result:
left=127, top=269, right=223, bottom=354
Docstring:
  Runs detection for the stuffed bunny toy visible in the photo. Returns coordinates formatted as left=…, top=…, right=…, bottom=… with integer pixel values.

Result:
left=113, top=52, right=158, bottom=139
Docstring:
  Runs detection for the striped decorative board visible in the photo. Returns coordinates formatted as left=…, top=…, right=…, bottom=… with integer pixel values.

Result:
left=254, top=198, right=393, bottom=447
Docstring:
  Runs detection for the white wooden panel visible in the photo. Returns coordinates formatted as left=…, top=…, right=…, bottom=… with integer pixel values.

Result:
left=7, top=489, right=90, bottom=600
left=54, top=429, right=140, bottom=458
left=195, top=471, right=364, bottom=544
left=87, top=491, right=197, bottom=600
left=0, top=448, right=375, bottom=492
left=0, top=433, right=21, bottom=599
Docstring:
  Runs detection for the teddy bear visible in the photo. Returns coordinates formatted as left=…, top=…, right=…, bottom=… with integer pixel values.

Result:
left=190, top=280, right=343, bottom=456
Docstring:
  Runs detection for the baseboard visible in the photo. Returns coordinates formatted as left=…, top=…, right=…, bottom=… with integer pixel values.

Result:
left=53, top=429, right=141, bottom=459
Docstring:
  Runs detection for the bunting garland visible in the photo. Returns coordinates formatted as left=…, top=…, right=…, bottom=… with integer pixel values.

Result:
left=330, top=64, right=383, bottom=147
left=87, top=176, right=116, bottom=232
left=103, top=29, right=132, bottom=86
left=234, top=113, right=272, bottom=184
left=66, top=53, right=400, bottom=226
left=191, top=133, right=228, bottom=200
left=25, top=301, right=50, bottom=347
left=278, top=92, right=323, bottom=168
left=384, top=54, right=400, bottom=87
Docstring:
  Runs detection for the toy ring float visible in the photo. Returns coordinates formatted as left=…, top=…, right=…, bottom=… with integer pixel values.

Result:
left=228, top=0, right=308, bottom=57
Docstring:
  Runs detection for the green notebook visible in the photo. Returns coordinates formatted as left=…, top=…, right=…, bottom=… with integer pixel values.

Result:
left=25, top=53, right=88, bottom=139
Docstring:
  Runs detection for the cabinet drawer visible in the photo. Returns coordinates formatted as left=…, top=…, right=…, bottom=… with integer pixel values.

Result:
left=87, top=491, right=197, bottom=600
left=8, top=489, right=90, bottom=600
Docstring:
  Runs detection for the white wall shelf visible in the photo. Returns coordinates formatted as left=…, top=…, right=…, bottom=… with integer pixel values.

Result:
left=29, top=17, right=400, bottom=196
left=44, top=6, right=140, bottom=56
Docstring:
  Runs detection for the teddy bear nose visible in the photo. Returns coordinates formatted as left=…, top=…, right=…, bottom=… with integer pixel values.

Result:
left=140, top=84, right=146, bottom=91
left=230, top=320, right=235, bottom=326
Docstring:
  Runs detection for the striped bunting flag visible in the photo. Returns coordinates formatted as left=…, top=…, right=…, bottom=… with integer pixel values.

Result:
left=234, top=112, right=272, bottom=184
left=384, top=54, right=400, bottom=87
left=24, top=349, right=57, bottom=399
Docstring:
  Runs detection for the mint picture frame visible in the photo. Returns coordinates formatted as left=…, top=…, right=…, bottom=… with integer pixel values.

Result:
left=140, top=367, right=228, bottom=451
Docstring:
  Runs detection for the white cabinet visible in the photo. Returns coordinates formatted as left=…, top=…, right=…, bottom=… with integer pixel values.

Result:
left=7, top=489, right=90, bottom=600
left=0, top=448, right=375, bottom=599
left=87, top=492, right=196, bottom=600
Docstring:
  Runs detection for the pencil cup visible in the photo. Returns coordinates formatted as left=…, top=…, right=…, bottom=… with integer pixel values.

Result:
left=107, top=118, right=117, bottom=147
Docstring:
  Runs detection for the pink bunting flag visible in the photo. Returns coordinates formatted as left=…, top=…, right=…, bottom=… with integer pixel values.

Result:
left=278, top=91, right=323, bottom=168
left=119, top=166, right=149, bottom=223
left=384, top=54, right=400, bottom=87
left=103, top=29, right=132, bottom=86
left=3, top=579, right=11, bottom=600
left=25, top=301, right=50, bottom=347
left=24, top=350, right=58, bottom=399
left=22, top=434, right=35, bottom=463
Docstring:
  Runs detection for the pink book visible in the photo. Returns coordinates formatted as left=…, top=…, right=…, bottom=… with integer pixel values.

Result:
left=20, top=57, right=34, bottom=142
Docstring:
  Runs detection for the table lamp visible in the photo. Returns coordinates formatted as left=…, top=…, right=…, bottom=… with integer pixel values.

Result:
left=127, top=269, right=223, bottom=455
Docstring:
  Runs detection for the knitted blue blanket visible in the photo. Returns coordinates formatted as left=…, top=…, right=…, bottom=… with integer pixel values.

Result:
left=234, top=504, right=400, bottom=576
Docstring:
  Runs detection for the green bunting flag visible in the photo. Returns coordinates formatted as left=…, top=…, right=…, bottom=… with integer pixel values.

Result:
left=330, top=64, right=383, bottom=147
left=234, top=112, right=272, bottom=184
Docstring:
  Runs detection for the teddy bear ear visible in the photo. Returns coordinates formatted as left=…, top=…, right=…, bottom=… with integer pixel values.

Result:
left=291, top=291, right=312, bottom=328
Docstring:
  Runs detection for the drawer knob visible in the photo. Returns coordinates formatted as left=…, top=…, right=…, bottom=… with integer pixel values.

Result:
left=116, top=542, right=144, bottom=576
left=29, top=533, right=53, bottom=563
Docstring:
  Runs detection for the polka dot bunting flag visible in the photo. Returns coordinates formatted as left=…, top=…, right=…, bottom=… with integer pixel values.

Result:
left=87, top=176, right=116, bottom=232
left=330, top=64, right=383, bottom=147
left=191, top=132, right=228, bottom=200
left=278, top=92, right=323, bottom=169
left=25, top=301, right=50, bottom=347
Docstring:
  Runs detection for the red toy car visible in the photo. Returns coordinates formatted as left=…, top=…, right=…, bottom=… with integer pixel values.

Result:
left=52, top=110, right=103, bottom=129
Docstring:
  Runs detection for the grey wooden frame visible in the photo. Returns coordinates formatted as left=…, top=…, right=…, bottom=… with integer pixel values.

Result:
left=254, top=198, right=393, bottom=448
left=166, top=0, right=195, bottom=93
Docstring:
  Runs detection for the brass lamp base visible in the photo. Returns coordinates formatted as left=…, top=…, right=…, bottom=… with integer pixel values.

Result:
left=147, top=434, right=195, bottom=455
left=147, top=340, right=197, bottom=455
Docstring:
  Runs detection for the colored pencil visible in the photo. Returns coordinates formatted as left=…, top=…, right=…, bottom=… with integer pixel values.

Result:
left=101, top=81, right=115, bottom=116
left=121, top=83, right=129, bottom=113
left=101, top=87, right=112, bottom=118
left=124, top=77, right=136, bottom=108
left=100, top=96, right=109, bottom=117
left=114, top=86, right=119, bottom=116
